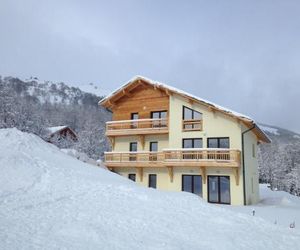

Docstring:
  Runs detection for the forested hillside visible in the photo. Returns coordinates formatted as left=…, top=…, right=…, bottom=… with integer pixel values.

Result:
left=1, top=75, right=300, bottom=196
left=259, top=124, right=300, bottom=196
left=0, top=76, right=111, bottom=159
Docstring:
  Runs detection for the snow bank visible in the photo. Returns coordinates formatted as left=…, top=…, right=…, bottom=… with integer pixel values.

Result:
left=0, top=129, right=299, bottom=250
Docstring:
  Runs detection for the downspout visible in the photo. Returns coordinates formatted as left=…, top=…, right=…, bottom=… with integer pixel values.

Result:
left=241, top=124, right=256, bottom=205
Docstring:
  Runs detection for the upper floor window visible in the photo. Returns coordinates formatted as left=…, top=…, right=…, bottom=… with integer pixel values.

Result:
left=131, top=113, right=139, bottom=120
left=207, top=137, right=229, bottom=148
left=151, top=110, right=167, bottom=127
left=183, top=138, right=203, bottom=148
left=182, top=106, right=202, bottom=131
left=151, top=111, right=167, bottom=119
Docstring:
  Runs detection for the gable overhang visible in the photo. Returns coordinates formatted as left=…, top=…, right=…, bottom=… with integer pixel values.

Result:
left=99, top=76, right=271, bottom=144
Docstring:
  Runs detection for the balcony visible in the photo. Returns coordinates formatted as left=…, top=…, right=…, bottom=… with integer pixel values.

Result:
left=104, top=148, right=241, bottom=184
left=106, top=118, right=169, bottom=136
left=182, top=119, right=203, bottom=132
left=104, top=148, right=241, bottom=168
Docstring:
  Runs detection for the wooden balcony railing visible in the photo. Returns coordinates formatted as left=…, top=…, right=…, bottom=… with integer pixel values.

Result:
left=104, top=149, right=241, bottom=168
left=182, top=119, right=203, bottom=131
left=106, top=118, right=169, bottom=136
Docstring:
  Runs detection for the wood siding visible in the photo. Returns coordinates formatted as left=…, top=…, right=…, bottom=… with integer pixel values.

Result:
left=111, top=83, right=169, bottom=121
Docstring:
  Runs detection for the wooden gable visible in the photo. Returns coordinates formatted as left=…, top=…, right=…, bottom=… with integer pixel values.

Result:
left=111, top=80, right=169, bottom=121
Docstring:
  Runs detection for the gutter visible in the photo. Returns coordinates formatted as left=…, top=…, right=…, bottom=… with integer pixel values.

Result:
left=241, top=124, right=256, bottom=205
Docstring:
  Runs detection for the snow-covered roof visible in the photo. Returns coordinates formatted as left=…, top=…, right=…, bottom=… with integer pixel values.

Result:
left=47, top=126, right=68, bottom=134
left=99, top=75, right=271, bottom=143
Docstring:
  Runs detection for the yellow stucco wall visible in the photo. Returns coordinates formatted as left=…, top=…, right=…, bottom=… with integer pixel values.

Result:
left=242, top=124, right=260, bottom=204
left=109, top=92, right=260, bottom=206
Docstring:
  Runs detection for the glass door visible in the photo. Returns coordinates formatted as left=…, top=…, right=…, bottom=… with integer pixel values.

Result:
left=208, top=176, right=230, bottom=204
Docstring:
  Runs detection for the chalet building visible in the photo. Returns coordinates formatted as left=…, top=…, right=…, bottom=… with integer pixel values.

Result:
left=99, top=76, right=270, bottom=205
left=47, top=126, right=78, bottom=145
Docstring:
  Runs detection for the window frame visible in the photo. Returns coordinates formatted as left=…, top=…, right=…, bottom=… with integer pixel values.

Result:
left=182, top=106, right=202, bottom=120
left=150, top=110, right=167, bottom=119
left=128, top=174, right=136, bottom=182
left=182, top=175, right=203, bottom=197
left=207, top=175, right=231, bottom=205
left=207, top=137, right=230, bottom=149
left=182, top=138, right=203, bottom=148
left=148, top=174, right=157, bottom=188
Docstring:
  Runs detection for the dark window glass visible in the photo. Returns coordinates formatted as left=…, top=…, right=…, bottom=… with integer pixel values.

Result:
left=151, top=111, right=167, bottom=119
left=183, top=106, right=202, bottom=120
left=150, top=142, right=158, bottom=151
left=182, top=175, right=202, bottom=197
left=208, top=176, right=219, bottom=203
left=193, top=139, right=202, bottom=148
left=220, top=176, right=230, bottom=204
left=129, top=142, right=137, bottom=161
left=183, top=107, right=193, bottom=120
left=149, top=174, right=157, bottom=188
left=128, top=174, right=136, bottom=182
left=182, top=175, right=193, bottom=193
left=208, top=176, right=230, bottom=204
left=219, top=138, right=229, bottom=148
left=207, top=138, right=230, bottom=148
left=193, top=176, right=202, bottom=196
left=207, top=138, right=218, bottom=148
left=183, top=138, right=202, bottom=148
left=131, top=113, right=139, bottom=120
left=129, top=142, right=137, bottom=151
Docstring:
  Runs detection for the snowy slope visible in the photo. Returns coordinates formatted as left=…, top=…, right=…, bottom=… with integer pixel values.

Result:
left=0, top=129, right=300, bottom=250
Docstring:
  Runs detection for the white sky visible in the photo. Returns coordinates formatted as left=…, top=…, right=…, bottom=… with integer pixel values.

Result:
left=1, top=0, right=300, bottom=132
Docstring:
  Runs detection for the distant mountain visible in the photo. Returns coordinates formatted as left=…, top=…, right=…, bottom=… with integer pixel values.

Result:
left=0, top=75, right=111, bottom=159
left=259, top=123, right=300, bottom=143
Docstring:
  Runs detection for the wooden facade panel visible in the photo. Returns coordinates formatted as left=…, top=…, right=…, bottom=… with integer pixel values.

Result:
left=112, top=84, right=169, bottom=121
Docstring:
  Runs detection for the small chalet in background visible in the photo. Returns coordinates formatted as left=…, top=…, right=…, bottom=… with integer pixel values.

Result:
left=46, top=126, right=77, bottom=146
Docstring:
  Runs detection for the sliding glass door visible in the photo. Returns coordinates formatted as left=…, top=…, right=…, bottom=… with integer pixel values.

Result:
left=208, top=176, right=230, bottom=204
left=182, top=175, right=202, bottom=197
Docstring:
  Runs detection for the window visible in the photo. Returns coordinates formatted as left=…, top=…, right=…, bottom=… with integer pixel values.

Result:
left=182, top=138, right=202, bottom=159
left=149, top=174, right=157, bottom=188
left=182, top=138, right=202, bottom=148
left=151, top=111, right=167, bottom=127
left=150, top=142, right=158, bottom=161
left=128, top=174, right=136, bottom=182
left=131, top=113, right=139, bottom=120
left=182, top=175, right=202, bottom=197
left=131, top=113, right=139, bottom=128
left=207, top=138, right=229, bottom=148
left=208, top=176, right=230, bottom=204
left=182, top=106, right=202, bottom=131
left=129, top=142, right=137, bottom=161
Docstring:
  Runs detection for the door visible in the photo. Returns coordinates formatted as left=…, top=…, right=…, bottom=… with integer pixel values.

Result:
left=149, top=174, right=157, bottom=188
left=149, top=142, right=158, bottom=161
left=182, top=175, right=202, bottom=197
left=129, top=142, right=137, bottom=161
left=131, top=113, right=139, bottom=128
left=208, top=176, right=230, bottom=204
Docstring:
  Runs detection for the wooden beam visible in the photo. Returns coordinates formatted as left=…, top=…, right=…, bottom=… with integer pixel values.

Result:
left=234, top=168, right=239, bottom=185
left=200, top=166, right=206, bottom=184
left=122, top=89, right=133, bottom=97
left=167, top=166, right=174, bottom=182
left=139, top=135, right=145, bottom=150
left=136, top=167, right=143, bottom=182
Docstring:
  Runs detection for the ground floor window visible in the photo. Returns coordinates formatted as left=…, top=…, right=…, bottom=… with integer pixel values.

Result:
left=208, top=176, right=231, bottom=204
left=128, top=174, right=136, bottom=181
left=182, top=175, right=202, bottom=197
left=149, top=174, right=157, bottom=188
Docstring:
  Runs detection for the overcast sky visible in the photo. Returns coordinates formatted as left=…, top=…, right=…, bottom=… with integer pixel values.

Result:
left=1, top=0, right=300, bottom=132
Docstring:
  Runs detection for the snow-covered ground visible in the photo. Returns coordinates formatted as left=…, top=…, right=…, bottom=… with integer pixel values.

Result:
left=0, top=129, right=300, bottom=250
left=228, top=184, right=300, bottom=230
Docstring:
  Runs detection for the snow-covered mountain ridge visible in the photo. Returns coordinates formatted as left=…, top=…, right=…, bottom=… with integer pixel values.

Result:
left=0, top=128, right=299, bottom=250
